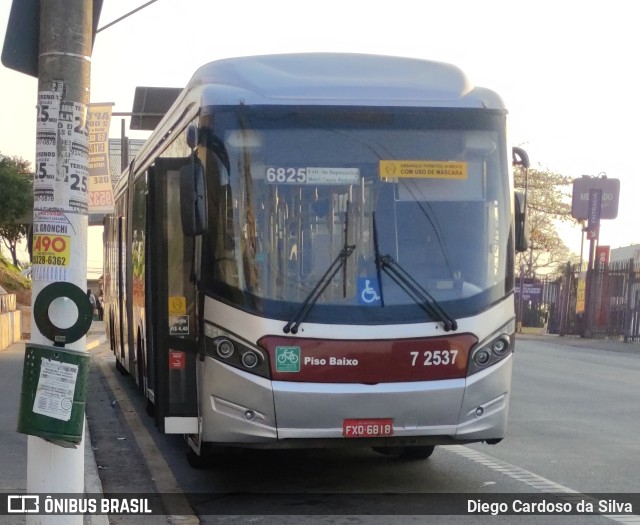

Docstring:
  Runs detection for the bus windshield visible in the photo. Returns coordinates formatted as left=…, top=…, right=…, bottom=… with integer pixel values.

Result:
left=199, top=105, right=513, bottom=324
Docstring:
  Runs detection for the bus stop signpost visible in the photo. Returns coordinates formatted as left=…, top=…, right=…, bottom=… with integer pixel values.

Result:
left=571, top=175, right=620, bottom=337
left=3, top=1, right=94, bottom=523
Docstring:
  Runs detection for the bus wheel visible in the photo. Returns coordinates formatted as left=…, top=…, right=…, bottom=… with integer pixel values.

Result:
left=186, top=446, right=209, bottom=469
left=136, top=336, right=145, bottom=394
left=115, top=359, right=127, bottom=375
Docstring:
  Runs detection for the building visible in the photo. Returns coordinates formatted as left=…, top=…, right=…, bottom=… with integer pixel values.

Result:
left=610, top=244, right=640, bottom=264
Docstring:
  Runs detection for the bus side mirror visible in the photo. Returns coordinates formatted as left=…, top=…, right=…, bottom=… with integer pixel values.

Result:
left=180, top=159, right=208, bottom=236
left=512, top=147, right=530, bottom=169
left=514, top=191, right=529, bottom=253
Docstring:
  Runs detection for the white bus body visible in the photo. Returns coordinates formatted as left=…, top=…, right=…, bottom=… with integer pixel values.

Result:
left=104, top=53, right=526, bottom=463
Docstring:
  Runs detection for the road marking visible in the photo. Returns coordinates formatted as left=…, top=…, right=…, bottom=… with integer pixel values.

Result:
left=443, top=445, right=640, bottom=524
left=97, top=356, right=200, bottom=524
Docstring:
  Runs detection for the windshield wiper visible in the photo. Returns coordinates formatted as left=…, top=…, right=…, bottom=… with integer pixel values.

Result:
left=283, top=244, right=356, bottom=334
left=371, top=212, right=457, bottom=331
left=377, top=254, right=458, bottom=331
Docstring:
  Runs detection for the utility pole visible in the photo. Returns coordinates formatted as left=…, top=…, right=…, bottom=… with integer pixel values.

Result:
left=28, top=1, right=92, bottom=523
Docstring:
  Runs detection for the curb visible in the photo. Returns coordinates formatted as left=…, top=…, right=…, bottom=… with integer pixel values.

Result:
left=85, top=330, right=109, bottom=524
left=84, top=420, right=109, bottom=525
left=87, top=335, right=106, bottom=351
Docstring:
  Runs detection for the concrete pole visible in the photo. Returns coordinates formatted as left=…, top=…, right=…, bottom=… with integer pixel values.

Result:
left=28, top=1, right=92, bottom=523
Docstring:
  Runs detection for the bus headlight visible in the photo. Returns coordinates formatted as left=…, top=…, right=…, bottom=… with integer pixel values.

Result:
left=467, top=325, right=513, bottom=376
left=216, top=338, right=235, bottom=358
left=474, top=349, right=491, bottom=366
left=241, top=351, right=259, bottom=368
left=491, top=337, right=510, bottom=356
left=204, top=324, right=271, bottom=379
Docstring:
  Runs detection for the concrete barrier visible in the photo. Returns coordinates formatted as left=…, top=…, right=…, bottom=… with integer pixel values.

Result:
left=0, top=292, right=16, bottom=314
left=519, top=326, right=547, bottom=335
left=18, top=305, right=31, bottom=339
left=0, top=310, right=21, bottom=350
left=0, top=293, right=23, bottom=350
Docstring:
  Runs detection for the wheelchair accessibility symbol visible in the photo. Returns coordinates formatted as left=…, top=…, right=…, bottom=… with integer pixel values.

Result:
left=358, top=278, right=381, bottom=305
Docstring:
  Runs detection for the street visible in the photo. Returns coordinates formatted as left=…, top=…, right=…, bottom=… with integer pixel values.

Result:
left=86, top=336, right=640, bottom=524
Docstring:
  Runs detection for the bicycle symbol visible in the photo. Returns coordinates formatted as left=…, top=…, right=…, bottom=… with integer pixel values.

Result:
left=277, top=347, right=299, bottom=365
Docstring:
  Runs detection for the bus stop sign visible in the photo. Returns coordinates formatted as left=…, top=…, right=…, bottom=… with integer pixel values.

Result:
left=2, top=0, right=103, bottom=77
left=571, top=177, right=620, bottom=221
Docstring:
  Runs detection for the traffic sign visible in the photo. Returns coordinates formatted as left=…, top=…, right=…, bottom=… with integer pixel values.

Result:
left=586, top=189, right=602, bottom=240
left=1, top=0, right=103, bottom=77
left=571, top=176, right=620, bottom=221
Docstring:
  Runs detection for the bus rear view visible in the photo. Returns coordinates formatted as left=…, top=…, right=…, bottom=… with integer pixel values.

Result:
left=104, top=53, right=529, bottom=466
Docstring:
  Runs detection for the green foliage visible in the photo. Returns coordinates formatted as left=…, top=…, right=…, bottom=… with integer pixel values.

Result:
left=514, top=165, right=580, bottom=277
left=0, top=154, right=32, bottom=223
left=0, top=153, right=33, bottom=267
left=0, top=254, right=31, bottom=293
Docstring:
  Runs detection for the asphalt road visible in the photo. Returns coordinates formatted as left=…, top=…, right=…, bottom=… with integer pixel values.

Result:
left=86, top=337, right=640, bottom=524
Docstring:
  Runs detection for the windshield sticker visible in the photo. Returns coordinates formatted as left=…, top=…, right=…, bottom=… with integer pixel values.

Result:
left=169, top=315, right=189, bottom=336
left=357, top=277, right=382, bottom=306
left=380, top=160, right=467, bottom=180
left=168, top=296, right=189, bottom=335
left=265, top=167, right=359, bottom=185
left=168, top=296, right=186, bottom=315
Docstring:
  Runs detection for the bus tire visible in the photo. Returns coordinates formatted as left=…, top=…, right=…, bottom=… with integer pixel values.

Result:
left=145, top=398, right=155, bottom=417
left=115, top=358, right=127, bottom=375
left=186, top=446, right=209, bottom=469
left=136, top=332, right=145, bottom=394
left=109, top=317, right=116, bottom=353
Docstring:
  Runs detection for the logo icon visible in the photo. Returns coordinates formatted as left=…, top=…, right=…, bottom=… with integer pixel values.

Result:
left=276, top=346, right=300, bottom=372
left=358, top=277, right=381, bottom=305
left=8, top=495, right=40, bottom=513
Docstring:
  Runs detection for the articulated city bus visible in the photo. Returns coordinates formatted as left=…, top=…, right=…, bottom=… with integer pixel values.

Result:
left=103, top=53, right=529, bottom=466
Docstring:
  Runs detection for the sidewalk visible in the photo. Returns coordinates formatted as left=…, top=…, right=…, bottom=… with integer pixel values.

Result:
left=0, top=321, right=107, bottom=525
left=517, top=331, right=640, bottom=354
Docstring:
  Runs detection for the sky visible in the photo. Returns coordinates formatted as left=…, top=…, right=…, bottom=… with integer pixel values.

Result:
left=1, top=0, right=639, bottom=275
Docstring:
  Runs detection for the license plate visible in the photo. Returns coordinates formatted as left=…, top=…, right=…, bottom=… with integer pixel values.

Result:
left=343, top=418, right=394, bottom=438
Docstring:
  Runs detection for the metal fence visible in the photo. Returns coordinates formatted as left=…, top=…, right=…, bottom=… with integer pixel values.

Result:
left=516, top=258, right=640, bottom=342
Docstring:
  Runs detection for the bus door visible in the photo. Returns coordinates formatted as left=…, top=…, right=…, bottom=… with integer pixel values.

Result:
left=105, top=213, right=127, bottom=366
left=147, top=158, right=199, bottom=434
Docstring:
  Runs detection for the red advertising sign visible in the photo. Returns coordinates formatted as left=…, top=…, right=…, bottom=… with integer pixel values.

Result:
left=595, top=246, right=610, bottom=273
left=168, top=350, right=186, bottom=370
left=595, top=245, right=611, bottom=326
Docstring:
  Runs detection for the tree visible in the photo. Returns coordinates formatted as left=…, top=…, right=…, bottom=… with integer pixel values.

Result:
left=0, top=223, right=30, bottom=269
left=0, top=154, right=33, bottom=267
left=514, top=165, right=580, bottom=277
